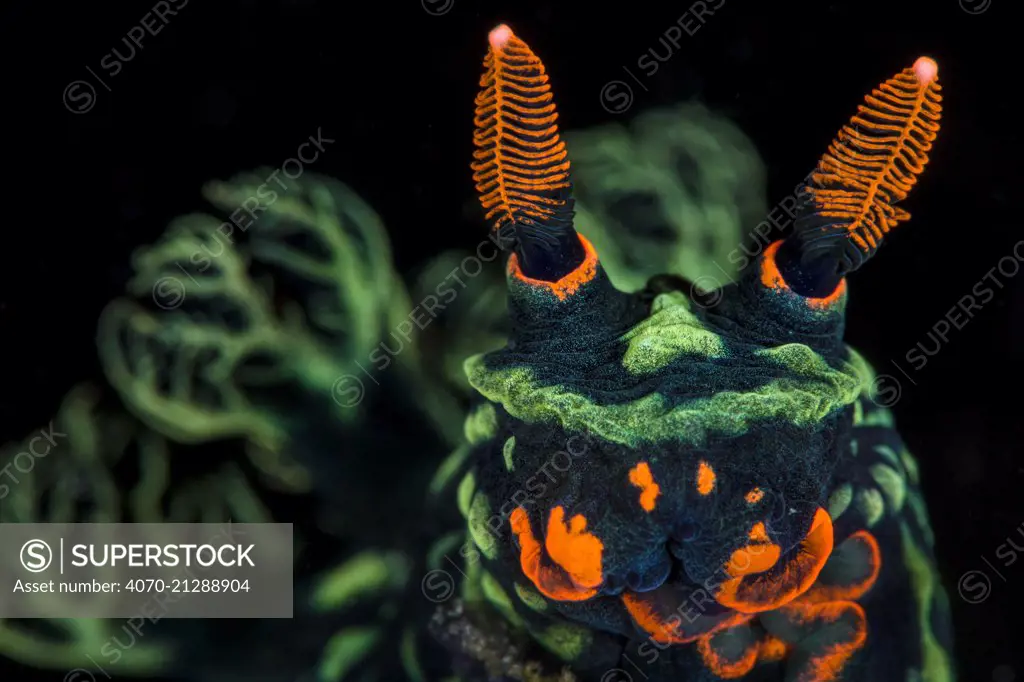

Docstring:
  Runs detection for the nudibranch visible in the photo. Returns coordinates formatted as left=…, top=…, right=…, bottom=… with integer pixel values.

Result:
left=438, top=24, right=954, bottom=682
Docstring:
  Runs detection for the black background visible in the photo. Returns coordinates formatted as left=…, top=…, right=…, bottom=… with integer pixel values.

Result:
left=2, top=0, right=1020, bottom=679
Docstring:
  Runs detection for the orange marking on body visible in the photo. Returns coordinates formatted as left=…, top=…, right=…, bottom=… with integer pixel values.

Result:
left=508, top=233, right=598, bottom=300
left=760, top=240, right=847, bottom=308
left=777, top=600, right=868, bottom=682
left=509, top=507, right=598, bottom=601
left=696, top=632, right=759, bottom=678
left=628, top=461, right=661, bottom=512
left=696, top=460, right=716, bottom=495
left=804, top=58, right=942, bottom=256
left=544, top=506, right=604, bottom=588
left=749, top=522, right=770, bottom=543
left=745, top=487, right=765, bottom=504
left=717, top=507, right=835, bottom=613
left=727, top=541, right=781, bottom=578
left=622, top=592, right=751, bottom=644
left=804, top=530, right=881, bottom=604
left=757, top=635, right=789, bottom=662
left=472, top=24, right=572, bottom=233
left=622, top=591, right=691, bottom=644
left=695, top=623, right=791, bottom=678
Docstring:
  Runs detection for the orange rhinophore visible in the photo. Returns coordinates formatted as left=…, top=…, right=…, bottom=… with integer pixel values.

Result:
left=471, top=24, right=572, bottom=233
left=798, top=56, right=943, bottom=269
